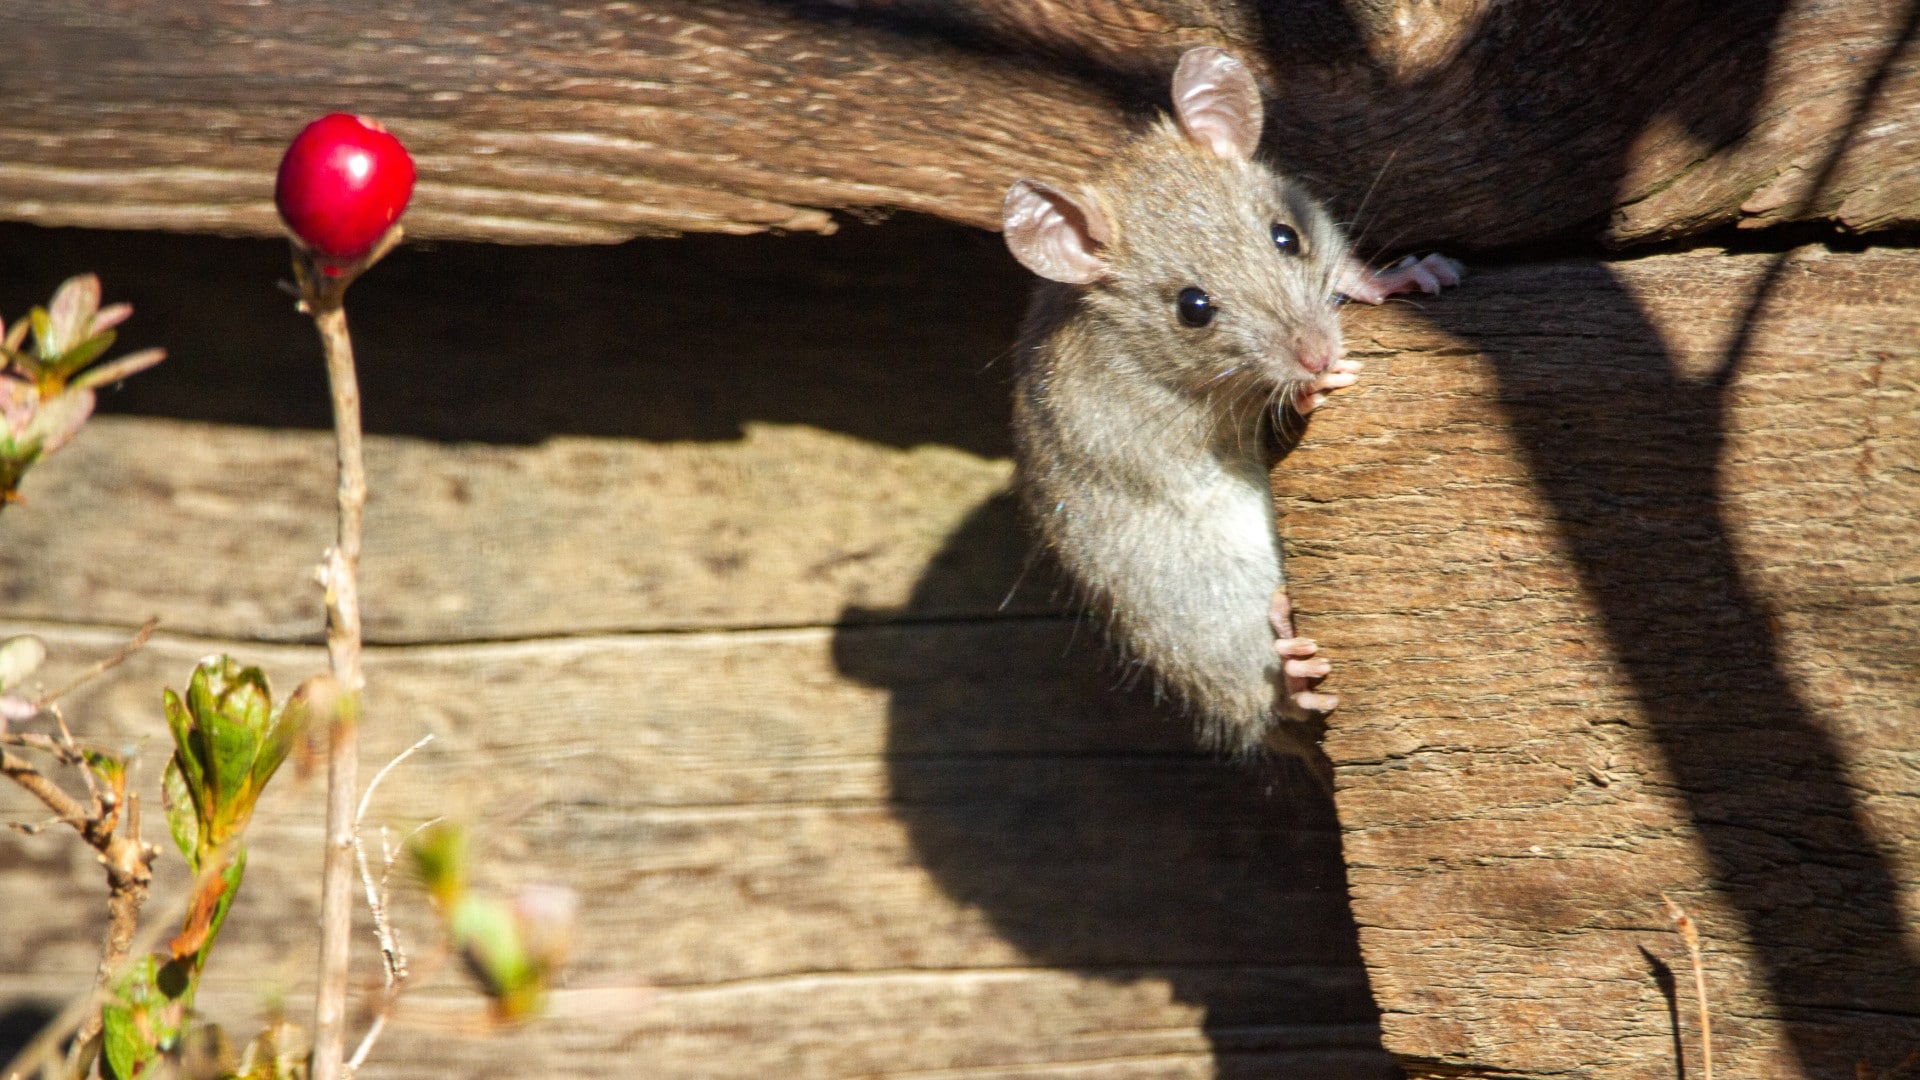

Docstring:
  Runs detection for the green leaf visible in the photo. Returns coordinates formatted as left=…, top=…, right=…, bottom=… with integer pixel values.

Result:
left=84, top=747, right=126, bottom=792
left=48, top=328, right=115, bottom=381
left=0, top=635, right=46, bottom=690
left=102, top=954, right=162, bottom=1080
left=256, top=675, right=333, bottom=792
left=162, top=687, right=205, bottom=813
left=101, top=1002, right=149, bottom=1080
left=204, top=717, right=258, bottom=842
left=451, top=894, right=532, bottom=1000
left=184, top=661, right=216, bottom=734
left=198, top=847, right=247, bottom=966
left=0, top=444, right=40, bottom=502
left=409, top=820, right=469, bottom=908
left=163, top=758, right=200, bottom=870
left=27, top=307, right=51, bottom=364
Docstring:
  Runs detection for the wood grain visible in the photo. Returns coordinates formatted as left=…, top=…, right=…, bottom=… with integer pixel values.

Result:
left=0, top=217, right=1042, bottom=644
left=0, top=623, right=1393, bottom=1079
left=1280, top=246, right=1920, bottom=1080
left=0, top=217, right=1391, bottom=1078
left=0, top=0, right=1915, bottom=251
left=5, top=222, right=1919, bottom=1079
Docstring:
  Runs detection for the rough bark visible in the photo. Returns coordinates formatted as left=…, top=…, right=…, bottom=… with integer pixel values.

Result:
left=1, top=0, right=1916, bottom=250
left=1280, top=246, right=1920, bottom=1080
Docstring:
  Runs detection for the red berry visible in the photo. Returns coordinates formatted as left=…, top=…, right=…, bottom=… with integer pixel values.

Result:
left=275, top=113, right=416, bottom=260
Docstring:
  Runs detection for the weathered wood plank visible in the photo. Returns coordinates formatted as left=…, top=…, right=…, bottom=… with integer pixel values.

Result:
left=1, top=0, right=1916, bottom=250
left=0, top=417, right=1025, bottom=641
left=1279, top=246, right=1920, bottom=1080
left=0, top=218, right=1041, bottom=643
left=0, top=622, right=1390, bottom=1078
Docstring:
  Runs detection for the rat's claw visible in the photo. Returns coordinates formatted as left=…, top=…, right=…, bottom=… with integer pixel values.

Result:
left=1284, top=655, right=1331, bottom=680
left=1292, top=690, right=1340, bottom=715
left=1295, top=355, right=1362, bottom=414
left=1274, top=636, right=1318, bottom=659
left=1274, top=634, right=1336, bottom=717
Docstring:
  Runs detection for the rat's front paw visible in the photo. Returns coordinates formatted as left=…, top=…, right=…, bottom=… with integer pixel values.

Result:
left=1275, top=635, right=1338, bottom=715
left=1270, top=589, right=1337, bottom=715
left=1340, top=253, right=1465, bottom=305
left=1293, top=356, right=1363, bottom=415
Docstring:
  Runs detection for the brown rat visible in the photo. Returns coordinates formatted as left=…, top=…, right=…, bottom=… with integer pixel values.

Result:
left=1001, top=46, right=1461, bottom=762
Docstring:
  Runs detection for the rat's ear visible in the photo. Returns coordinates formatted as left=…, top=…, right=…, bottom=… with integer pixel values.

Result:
left=1002, top=178, right=1111, bottom=284
left=1171, top=47, right=1263, bottom=161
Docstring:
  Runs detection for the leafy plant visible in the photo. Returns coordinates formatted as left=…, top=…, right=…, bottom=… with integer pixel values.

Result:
left=411, top=822, right=578, bottom=1022
left=97, top=658, right=325, bottom=1080
left=0, top=274, right=165, bottom=502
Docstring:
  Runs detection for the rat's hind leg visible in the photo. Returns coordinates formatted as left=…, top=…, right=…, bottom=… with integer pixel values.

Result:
left=1270, top=589, right=1336, bottom=715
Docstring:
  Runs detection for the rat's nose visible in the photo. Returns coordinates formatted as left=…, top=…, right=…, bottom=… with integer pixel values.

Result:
left=1293, top=332, right=1342, bottom=375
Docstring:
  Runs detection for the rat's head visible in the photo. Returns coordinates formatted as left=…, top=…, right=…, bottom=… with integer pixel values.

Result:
left=1003, top=47, right=1348, bottom=399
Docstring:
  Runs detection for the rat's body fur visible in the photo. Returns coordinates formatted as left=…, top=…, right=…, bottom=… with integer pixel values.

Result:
left=1010, top=116, right=1347, bottom=755
left=1001, top=49, right=1460, bottom=759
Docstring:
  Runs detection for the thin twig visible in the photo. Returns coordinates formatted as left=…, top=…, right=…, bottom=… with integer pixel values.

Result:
left=342, top=737, right=438, bottom=1079
left=3, top=736, right=157, bottom=1069
left=343, top=1013, right=389, bottom=1077
left=354, top=734, right=434, bottom=989
left=357, top=734, right=433, bottom=827
left=1662, top=892, right=1713, bottom=1080
left=1, top=731, right=72, bottom=759
left=32, top=617, right=158, bottom=709
left=2, top=747, right=89, bottom=826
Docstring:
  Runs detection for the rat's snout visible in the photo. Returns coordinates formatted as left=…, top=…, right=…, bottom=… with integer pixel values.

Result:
left=1290, top=326, right=1343, bottom=376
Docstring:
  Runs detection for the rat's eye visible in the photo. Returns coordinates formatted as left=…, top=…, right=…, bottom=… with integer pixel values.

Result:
left=1176, top=287, right=1214, bottom=328
left=1270, top=222, right=1302, bottom=256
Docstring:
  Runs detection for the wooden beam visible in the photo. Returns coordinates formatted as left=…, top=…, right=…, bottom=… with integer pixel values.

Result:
left=1281, top=246, right=1920, bottom=1079
left=0, top=623, right=1394, bottom=1079
left=0, top=1, right=1915, bottom=250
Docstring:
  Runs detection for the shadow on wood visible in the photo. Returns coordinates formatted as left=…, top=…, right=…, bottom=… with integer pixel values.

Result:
left=837, top=502, right=1399, bottom=1078
left=1435, top=258, right=1920, bottom=1078
left=0, top=216, right=1025, bottom=456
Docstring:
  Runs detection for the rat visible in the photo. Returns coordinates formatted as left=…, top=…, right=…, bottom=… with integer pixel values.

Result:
left=1001, top=46, right=1462, bottom=764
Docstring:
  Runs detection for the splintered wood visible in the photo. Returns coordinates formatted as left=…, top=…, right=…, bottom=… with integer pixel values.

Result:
left=1280, top=246, right=1920, bottom=1080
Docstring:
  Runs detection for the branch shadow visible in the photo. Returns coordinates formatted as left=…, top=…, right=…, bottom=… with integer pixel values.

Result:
left=810, top=1, right=1920, bottom=1076
left=1421, top=250, right=1920, bottom=1077
left=1640, top=945, right=1688, bottom=1080
left=1408, top=2, right=1920, bottom=1074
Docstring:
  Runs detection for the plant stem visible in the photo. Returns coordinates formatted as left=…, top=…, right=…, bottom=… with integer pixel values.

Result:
left=3, top=746, right=155, bottom=1053
left=309, top=300, right=366, bottom=1080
